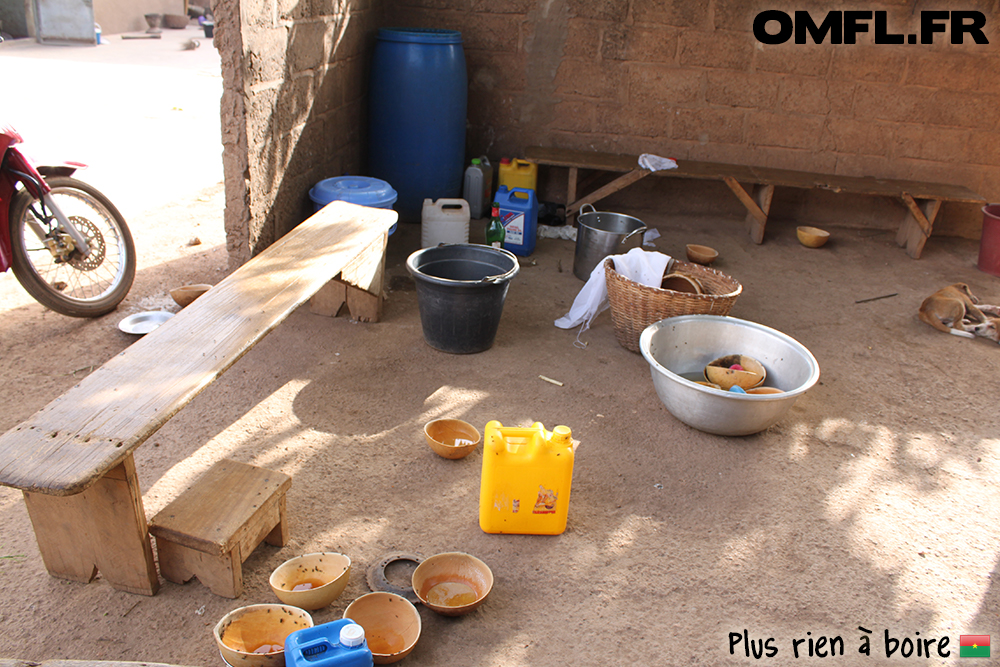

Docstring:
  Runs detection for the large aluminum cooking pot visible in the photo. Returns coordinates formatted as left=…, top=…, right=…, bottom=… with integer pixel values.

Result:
left=573, top=203, right=647, bottom=280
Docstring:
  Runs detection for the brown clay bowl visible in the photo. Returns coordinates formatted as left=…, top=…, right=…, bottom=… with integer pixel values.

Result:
left=685, top=244, right=719, bottom=265
left=747, top=386, right=784, bottom=395
left=796, top=226, right=830, bottom=248
left=411, top=551, right=494, bottom=616
left=163, top=13, right=189, bottom=28
left=169, top=283, right=212, bottom=307
left=269, top=552, right=351, bottom=611
left=214, top=604, right=313, bottom=667
left=661, top=272, right=703, bottom=294
left=704, top=354, right=766, bottom=391
left=424, top=418, right=480, bottom=459
left=343, top=592, right=421, bottom=664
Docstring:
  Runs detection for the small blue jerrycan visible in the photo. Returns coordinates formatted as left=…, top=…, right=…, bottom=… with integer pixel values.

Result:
left=285, top=619, right=373, bottom=667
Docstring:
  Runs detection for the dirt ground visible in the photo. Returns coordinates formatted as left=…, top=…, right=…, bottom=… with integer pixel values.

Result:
left=2, top=30, right=999, bottom=667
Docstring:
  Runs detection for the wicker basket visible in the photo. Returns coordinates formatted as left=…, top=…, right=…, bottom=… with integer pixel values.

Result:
left=605, top=258, right=742, bottom=352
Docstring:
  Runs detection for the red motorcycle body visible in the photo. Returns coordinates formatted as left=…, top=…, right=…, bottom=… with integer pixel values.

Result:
left=0, top=126, right=85, bottom=272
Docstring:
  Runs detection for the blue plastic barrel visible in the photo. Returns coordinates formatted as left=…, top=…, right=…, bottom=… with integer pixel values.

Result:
left=368, top=28, right=467, bottom=222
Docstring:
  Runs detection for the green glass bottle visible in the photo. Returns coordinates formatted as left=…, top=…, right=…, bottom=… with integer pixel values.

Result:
left=485, top=201, right=505, bottom=248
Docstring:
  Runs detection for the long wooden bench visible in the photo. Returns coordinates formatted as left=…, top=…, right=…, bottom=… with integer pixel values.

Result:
left=525, top=146, right=986, bottom=259
left=0, top=201, right=397, bottom=595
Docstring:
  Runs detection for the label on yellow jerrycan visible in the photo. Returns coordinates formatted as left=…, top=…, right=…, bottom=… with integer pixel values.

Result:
left=479, top=420, right=575, bottom=535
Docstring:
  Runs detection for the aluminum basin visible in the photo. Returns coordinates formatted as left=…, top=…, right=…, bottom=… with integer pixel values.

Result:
left=639, top=315, right=820, bottom=436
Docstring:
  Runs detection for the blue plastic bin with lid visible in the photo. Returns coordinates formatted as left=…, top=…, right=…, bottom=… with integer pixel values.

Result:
left=309, top=176, right=398, bottom=235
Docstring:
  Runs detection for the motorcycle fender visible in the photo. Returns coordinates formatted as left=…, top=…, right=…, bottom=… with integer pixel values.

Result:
left=37, top=162, right=85, bottom=178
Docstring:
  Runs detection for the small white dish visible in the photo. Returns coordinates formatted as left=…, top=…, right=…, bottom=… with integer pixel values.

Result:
left=118, top=311, right=174, bottom=335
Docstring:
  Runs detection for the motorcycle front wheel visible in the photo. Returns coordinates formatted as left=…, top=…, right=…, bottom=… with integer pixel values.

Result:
left=8, top=176, right=136, bottom=317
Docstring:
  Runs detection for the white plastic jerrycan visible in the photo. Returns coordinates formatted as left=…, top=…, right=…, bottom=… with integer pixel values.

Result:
left=421, top=198, right=471, bottom=248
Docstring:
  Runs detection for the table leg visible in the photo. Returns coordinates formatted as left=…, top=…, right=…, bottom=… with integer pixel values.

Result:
left=22, top=453, right=159, bottom=596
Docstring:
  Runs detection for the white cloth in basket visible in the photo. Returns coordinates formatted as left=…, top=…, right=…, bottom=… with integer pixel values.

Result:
left=555, top=247, right=672, bottom=334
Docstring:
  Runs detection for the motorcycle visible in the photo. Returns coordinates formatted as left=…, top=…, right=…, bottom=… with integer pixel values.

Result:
left=0, top=124, right=135, bottom=317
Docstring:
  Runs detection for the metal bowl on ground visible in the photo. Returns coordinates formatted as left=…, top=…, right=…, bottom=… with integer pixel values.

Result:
left=118, top=311, right=174, bottom=335
left=639, top=315, right=820, bottom=436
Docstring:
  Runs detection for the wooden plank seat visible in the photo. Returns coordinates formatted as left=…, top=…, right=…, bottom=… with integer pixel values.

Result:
left=150, top=460, right=291, bottom=598
left=525, top=146, right=986, bottom=259
left=0, top=201, right=397, bottom=595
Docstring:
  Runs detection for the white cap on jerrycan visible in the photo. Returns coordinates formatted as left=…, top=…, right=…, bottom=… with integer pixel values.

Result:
left=340, top=622, right=366, bottom=647
left=421, top=198, right=470, bottom=248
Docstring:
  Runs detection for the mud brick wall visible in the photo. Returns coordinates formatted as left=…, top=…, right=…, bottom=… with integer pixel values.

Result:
left=385, top=0, right=999, bottom=237
left=218, top=0, right=378, bottom=265
left=221, top=0, right=1000, bottom=261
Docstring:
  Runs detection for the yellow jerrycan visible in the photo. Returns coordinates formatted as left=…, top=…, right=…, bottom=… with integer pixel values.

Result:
left=479, top=420, right=575, bottom=535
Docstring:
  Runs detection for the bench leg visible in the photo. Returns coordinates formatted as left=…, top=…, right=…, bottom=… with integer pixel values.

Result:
left=568, top=169, right=651, bottom=217
left=156, top=539, right=243, bottom=598
left=896, top=194, right=941, bottom=259
left=309, top=279, right=348, bottom=318
left=724, top=178, right=773, bottom=244
left=22, top=453, right=159, bottom=596
left=310, top=229, right=387, bottom=322
left=566, top=167, right=578, bottom=216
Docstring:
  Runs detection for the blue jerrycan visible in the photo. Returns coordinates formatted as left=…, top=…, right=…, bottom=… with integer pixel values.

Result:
left=496, top=185, right=538, bottom=256
left=284, top=619, right=373, bottom=667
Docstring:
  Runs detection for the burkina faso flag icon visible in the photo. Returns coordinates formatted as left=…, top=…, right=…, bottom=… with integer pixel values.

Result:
left=960, top=635, right=990, bottom=658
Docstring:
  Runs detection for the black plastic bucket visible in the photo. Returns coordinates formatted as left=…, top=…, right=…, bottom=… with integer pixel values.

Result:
left=406, top=244, right=519, bottom=354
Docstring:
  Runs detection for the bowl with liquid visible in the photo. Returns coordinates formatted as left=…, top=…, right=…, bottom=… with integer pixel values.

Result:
left=269, top=552, right=351, bottom=611
left=214, top=604, right=313, bottom=667
left=424, top=418, right=481, bottom=459
left=411, top=551, right=494, bottom=617
left=343, top=592, right=421, bottom=664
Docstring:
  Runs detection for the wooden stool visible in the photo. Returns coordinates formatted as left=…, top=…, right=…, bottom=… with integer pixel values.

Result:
left=149, top=460, right=292, bottom=598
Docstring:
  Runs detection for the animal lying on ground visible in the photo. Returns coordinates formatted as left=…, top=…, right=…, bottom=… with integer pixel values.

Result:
left=918, top=283, right=987, bottom=338
left=971, top=317, right=1000, bottom=342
